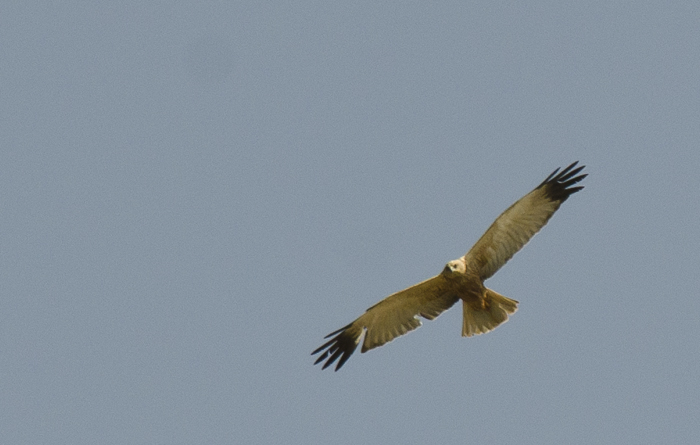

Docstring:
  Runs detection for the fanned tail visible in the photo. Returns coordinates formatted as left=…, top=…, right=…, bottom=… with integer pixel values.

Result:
left=462, top=289, right=518, bottom=337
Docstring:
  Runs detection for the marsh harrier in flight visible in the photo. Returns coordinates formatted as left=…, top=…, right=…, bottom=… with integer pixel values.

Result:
left=312, top=162, right=586, bottom=371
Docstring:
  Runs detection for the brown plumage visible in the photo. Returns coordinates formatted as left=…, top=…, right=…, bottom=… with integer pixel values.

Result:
left=312, top=162, right=586, bottom=371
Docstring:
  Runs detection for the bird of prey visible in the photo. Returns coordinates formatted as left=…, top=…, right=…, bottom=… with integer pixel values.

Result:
left=312, top=162, right=586, bottom=371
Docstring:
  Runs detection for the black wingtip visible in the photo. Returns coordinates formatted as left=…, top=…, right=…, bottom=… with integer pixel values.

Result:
left=538, top=161, right=587, bottom=202
left=312, top=324, right=360, bottom=371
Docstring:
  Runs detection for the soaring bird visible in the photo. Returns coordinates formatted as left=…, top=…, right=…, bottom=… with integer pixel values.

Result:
left=312, top=162, right=586, bottom=371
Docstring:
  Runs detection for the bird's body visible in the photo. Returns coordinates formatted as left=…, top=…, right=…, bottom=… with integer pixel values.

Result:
left=313, top=162, right=586, bottom=370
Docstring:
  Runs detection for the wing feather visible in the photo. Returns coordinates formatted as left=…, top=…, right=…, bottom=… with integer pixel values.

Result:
left=312, top=275, right=458, bottom=371
left=464, top=162, right=586, bottom=280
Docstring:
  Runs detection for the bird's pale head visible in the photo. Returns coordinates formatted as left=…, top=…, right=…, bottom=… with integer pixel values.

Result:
left=443, top=259, right=466, bottom=275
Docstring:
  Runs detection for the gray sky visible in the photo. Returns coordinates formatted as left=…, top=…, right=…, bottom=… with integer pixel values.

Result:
left=2, top=2, right=699, bottom=444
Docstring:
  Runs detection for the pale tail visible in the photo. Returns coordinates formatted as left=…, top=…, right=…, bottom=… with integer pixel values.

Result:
left=462, top=289, right=519, bottom=337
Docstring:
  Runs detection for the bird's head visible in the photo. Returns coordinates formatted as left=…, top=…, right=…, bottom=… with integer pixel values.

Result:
left=443, top=259, right=466, bottom=275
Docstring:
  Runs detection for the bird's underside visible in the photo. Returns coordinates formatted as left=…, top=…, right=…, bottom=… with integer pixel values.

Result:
left=313, top=162, right=586, bottom=371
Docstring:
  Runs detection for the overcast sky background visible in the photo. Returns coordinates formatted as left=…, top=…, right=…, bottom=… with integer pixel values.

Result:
left=2, top=2, right=699, bottom=444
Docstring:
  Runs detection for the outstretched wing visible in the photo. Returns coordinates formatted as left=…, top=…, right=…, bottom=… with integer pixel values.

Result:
left=312, top=275, right=459, bottom=371
left=464, top=162, right=586, bottom=281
